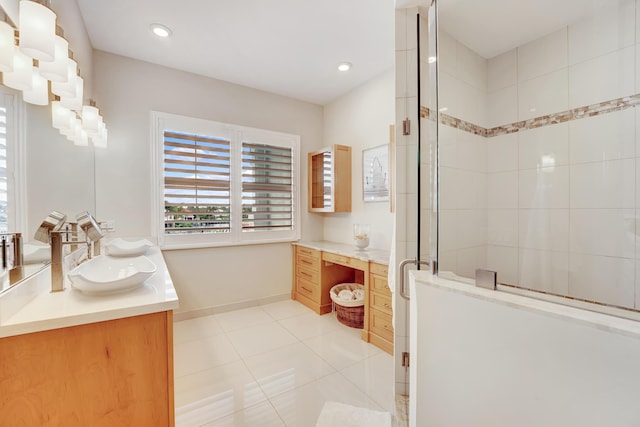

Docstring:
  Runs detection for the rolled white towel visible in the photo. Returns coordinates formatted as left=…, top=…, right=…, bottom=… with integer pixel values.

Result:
left=352, top=288, right=365, bottom=301
left=338, top=289, right=354, bottom=301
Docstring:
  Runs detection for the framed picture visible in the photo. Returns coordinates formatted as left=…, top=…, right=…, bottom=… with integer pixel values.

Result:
left=363, top=144, right=390, bottom=202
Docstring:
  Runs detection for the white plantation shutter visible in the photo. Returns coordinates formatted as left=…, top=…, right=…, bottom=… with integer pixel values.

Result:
left=163, top=131, right=231, bottom=234
left=241, top=142, right=293, bottom=232
left=153, top=112, right=300, bottom=249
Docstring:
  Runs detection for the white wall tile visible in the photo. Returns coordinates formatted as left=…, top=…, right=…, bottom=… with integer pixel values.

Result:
left=518, top=28, right=568, bottom=83
left=487, top=85, right=518, bottom=128
left=568, top=0, right=635, bottom=65
left=457, top=209, right=488, bottom=248
left=438, top=209, right=458, bottom=252
left=487, top=209, right=518, bottom=247
left=569, top=253, right=635, bottom=308
left=456, top=246, right=487, bottom=279
left=456, top=169, right=487, bottom=209
left=487, top=133, right=518, bottom=172
left=519, top=209, right=569, bottom=252
left=570, top=159, right=635, bottom=208
left=438, top=31, right=457, bottom=78
left=518, top=166, right=569, bottom=209
left=487, top=245, right=518, bottom=285
left=518, top=248, right=569, bottom=295
left=518, top=68, right=569, bottom=121
left=438, top=71, right=458, bottom=119
left=437, top=249, right=457, bottom=275
left=487, top=49, right=517, bottom=92
left=457, top=42, right=487, bottom=91
left=569, top=46, right=635, bottom=108
left=570, top=108, right=635, bottom=164
left=438, top=167, right=457, bottom=209
left=395, top=50, right=408, bottom=99
left=457, top=79, right=487, bottom=127
left=437, top=124, right=456, bottom=169
left=569, top=209, right=636, bottom=258
left=455, top=129, right=487, bottom=173
left=487, top=171, right=518, bottom=209
left=636, top=260, right=640, bottom=309
left=518, top=122, right=569, bottom=170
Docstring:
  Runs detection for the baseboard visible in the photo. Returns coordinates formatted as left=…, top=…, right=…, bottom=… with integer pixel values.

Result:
left=173, top=293, right=291, bottom=322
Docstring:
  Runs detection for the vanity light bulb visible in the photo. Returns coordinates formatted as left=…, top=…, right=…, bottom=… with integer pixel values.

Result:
left=22, top=68, right=48, bottom=105
left=19, top=0, right=56, bottom=61
left=81, top=105, right=100, bottom=134
left=51, top=58, right=78, bottom=98
left=51, top=100, right=72, bottom=130
left=39, top=35, right=69, bottom=82
left=2, top=49, right=34, bottom=91
left=0, top=21, right=15, bottom=72
left=60, top=75, right=83, bottom=111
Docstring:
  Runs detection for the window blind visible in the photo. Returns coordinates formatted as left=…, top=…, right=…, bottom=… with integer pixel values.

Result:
left=163, top=131, right=231, bottom=234
left=241, top=142, right=293, bottom=232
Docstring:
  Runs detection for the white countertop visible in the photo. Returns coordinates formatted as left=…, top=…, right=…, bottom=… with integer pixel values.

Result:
left=294, top=241, right=390, bottom=265
left=0, top=247, right=179, bottom=338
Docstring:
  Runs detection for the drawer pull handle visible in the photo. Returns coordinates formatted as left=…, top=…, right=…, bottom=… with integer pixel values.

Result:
left=301, top=259, right=312, bottom=265
left=301, top=271, right=312, bottom=279
left=301, top=286, right=312, bottom=293
left=383, top=304, right=391, bottom=309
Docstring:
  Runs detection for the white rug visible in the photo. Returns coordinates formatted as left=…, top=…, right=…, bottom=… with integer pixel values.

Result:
left=315, top=402, right=392, bottom=427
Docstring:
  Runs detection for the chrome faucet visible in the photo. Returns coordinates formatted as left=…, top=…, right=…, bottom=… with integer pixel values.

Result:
left=37, top=211, right=105, bottom=292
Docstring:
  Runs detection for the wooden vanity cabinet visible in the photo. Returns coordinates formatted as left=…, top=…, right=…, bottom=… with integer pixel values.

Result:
left=0, top=311, right=175, bottom=426
left=308, top=144, right=352, bottom=213
left=368, top=262, right=394, bottom=355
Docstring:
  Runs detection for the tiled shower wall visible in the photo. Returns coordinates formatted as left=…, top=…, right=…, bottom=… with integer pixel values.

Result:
left=437, top=0, right=640, bottom=309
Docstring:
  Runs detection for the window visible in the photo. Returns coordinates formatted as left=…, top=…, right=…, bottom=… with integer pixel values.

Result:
left=151, top=112, right=300, bottom=249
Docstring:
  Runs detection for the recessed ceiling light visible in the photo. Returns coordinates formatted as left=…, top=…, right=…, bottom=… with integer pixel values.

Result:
left=338, top=62, right=352, bottom=72
left=150, top=23, right=172, bottom=38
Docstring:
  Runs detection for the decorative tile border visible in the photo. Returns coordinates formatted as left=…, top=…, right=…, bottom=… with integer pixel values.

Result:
left=421, top=94, right=640, bottom=138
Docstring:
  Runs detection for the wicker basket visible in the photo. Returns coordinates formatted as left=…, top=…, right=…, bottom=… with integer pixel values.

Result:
left=330, top=283, right=365, bottom=329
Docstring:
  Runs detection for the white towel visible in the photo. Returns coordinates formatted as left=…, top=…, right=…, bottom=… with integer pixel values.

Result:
left=315, top=402, right=391, bottom=427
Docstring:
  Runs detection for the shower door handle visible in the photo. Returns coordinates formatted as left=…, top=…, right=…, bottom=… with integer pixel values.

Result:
left=399, top=258, right=434, bottom=300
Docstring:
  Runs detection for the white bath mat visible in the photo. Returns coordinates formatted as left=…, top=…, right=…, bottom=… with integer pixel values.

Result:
left=315, top=401, right=392, bottom=427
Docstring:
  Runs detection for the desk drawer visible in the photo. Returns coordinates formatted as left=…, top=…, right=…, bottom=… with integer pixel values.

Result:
left=296, top=246, right=320, bottom=260
left=297, top=265, right=319, bottom=284
left=296, top=253, right=320, bottom=271
left=370, top=309, right=394, bottom=342
left=322, top=252, right=368, bottom=270
left=296, top=277, right=320, bottom=302
left=371, top=274, right=391, bottom=295
left=370, top=262, right=389, bottom=277
left=371, top=292, right=393, bottom=316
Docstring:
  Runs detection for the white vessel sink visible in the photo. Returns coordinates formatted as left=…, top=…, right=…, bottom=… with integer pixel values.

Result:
left=68, top=255, right=157, bottom=295
left=104, top=238, right=153, bottom=257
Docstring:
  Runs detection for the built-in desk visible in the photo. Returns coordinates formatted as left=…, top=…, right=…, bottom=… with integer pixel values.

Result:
left=292, top=241, right=393, bottom=354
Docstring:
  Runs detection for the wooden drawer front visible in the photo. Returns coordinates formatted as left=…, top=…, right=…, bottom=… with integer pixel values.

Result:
left=371, top=274, right=391, bottom=295
left=370, top=262, right=389, bottom=277
left=371, top=292, right=393, bottom=316
left=370, top=309, right=394, bottom=342
left=322, top=251, right=349, bottom=265
left=296, top=246, right=320, bottom=260
left=322, top=252, right=368, bottom=270
left=297, top=265, right=319, bottom=284
left=297, top=253, right=320, bottom=271
left=297, top=277, right=320, bottom=302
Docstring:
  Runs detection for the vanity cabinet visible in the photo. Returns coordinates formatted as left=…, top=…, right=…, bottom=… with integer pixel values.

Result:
left=368, top=262, right=394, bottom=355
left=308, top=144, right=352, bottom=213
left=0, top=311, right=175, bottom=426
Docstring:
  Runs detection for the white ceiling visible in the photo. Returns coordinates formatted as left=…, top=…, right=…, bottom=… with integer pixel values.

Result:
left=75, top=0, right=396, bottom=106
left=74, top=0, right=608, bottom=106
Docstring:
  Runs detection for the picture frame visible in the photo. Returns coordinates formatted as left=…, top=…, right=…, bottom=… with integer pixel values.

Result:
left=363, top=143, right=390, bottom=202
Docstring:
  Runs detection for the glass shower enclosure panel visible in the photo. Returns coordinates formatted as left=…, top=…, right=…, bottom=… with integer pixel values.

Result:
left=432, top=0, right=640, bottom=313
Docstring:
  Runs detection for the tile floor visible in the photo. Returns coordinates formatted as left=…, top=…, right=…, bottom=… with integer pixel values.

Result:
left=173, top=299, right=395, bottom=426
